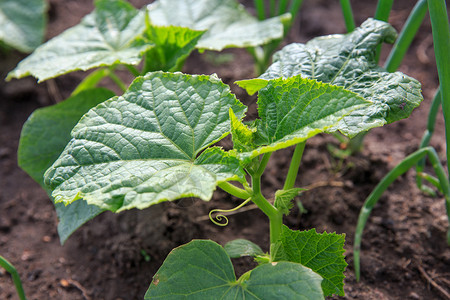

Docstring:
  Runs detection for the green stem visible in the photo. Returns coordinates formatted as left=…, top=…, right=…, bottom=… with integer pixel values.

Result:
left=384, top=0, right=428, bottom=72
left=256, top=152, right=272, bottom=176
left=125, top=64, right=141, bottom=77
left=218, top=182, right=251, bottom=200
left=251, top=172, right=282, bottom=246
left=278, top=0, right=289, bottom=15
left=374, top=0, right=394, bottom=21
left=254, top=0, right=265, bottom=20
left=429, top=0, right=450, bottom=179
left=247, top=46, right=267, bottom=76
left=269, top=0, right=276, bottom=17
left=0, top=256, right=27, bottom=300
left=374, top=0, right=394, bottom=63
left=340, top=0, right=356, bottom=32
left=107, top=70, right=127, bottom=92
left=354, top=147, right=450, bottom=281
left=283, top=142, right=306, bottom=190
left=416, top=88, right=441, bottom=190
left=347, top=131, right=367, bottom=154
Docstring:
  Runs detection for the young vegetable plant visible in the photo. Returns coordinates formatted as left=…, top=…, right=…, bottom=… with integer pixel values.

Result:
left=16, top=18, right=421, bottom=298
left=10, top=0, right=288, bottom=243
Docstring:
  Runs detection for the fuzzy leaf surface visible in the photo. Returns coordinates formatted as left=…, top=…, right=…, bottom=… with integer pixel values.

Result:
left=145, top=240, right=324, bottom=299
left=237, top=18, right=423, bottom=137
left=147, top=0, right=288, bottom=51
left=238, top=76, right=369, bottom=159
left=7, top=0, right=149, bottom=82
left=0, top=0, right=46, bottom=52
left=44, top=72, right=246, bottom=212
left=273, top=226, right=347, bottom=297
left=18, top=88, right=115, bottom=243
left=224, top=239, right=264, bottom=258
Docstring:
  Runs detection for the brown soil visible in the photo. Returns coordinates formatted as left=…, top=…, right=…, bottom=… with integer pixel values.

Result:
left=1, top=0, right=449, bottom=299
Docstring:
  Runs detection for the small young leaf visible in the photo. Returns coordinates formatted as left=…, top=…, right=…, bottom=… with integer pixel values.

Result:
left=145, top=240, right=324, bottom=299
left=44, top=72, right=247, bottom=212
left=274, top=226, right=347, bottom=297
left=7, top=0, right=149, bottom=82
left=239, top=76, right=369, bottom=160
left=18, top=88, right=115, bottom=244
left=274, top=188, right=306, bottom=215
left=238, top=18, right=423, bottom=137
left=147, top=0, right=289, bottom=51
left=143, top=24, right=205, bottom=72
left=229, top=108, right=256, bottom=153
left=0, top=0, right=47, bottom=52
left=224, top=239, right=264, bottom=258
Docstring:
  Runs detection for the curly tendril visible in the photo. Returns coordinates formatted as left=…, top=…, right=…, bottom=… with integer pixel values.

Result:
left=208, top=198, right=252, bottom=226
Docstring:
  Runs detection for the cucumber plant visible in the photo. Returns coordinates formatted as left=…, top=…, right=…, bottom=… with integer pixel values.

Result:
left=14, top=14, right=423, bottom=298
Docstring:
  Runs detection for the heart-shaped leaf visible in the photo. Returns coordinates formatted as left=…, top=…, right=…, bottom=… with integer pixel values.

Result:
left=145, top=240, right=324, bottom=299
left=44, top=72, right=247, bottom=212
left=147, top=0, right=289, bottom=51
left=7, top=0, right=149, bottom=82
left=237, top=18, right=423, bottom=137
left=18, top=88, right=115, bottom=244
left=0, top=0, right=47, bottom=52
left=273, top=226, right=347, bottom=297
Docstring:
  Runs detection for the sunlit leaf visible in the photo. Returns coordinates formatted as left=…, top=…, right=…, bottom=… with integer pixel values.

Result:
left=44, top=72, right=246, bottom=212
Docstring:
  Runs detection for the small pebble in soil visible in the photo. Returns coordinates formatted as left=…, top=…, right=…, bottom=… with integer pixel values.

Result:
left=408, top=292, right=420, bottom=299
left=21, top=250, right=33, bottom=261
left=42, top=235, right=51, bottom=242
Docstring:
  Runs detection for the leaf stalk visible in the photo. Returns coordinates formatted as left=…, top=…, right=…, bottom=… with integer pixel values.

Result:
left=283, top=142, right=305, bottom=190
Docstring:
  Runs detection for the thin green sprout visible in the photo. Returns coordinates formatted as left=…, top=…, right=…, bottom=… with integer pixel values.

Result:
left=428, top=0, right=450, bottom=175
left=354, top=147, right=450, bottom=281
left=339, top=0, right=356, bottom=32
left=277, top=0, right=289, bottom=15
left=0, top=255, right=27, bottom=300
left=254, top=0, right=265, bottom=20
left=384, top=0, right=428, bottom=72
left=416, top=88, right=441, bottom=193
left=374, top=0, right=394, bottom=62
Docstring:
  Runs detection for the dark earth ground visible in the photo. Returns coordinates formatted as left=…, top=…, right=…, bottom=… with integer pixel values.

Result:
left=1, top=0, right=450, bottom=299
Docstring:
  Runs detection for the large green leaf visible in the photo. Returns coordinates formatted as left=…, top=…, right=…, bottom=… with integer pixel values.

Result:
left=237, top=18, right=423, bottom=137
left=273, top=226, right=347, bottom=297
left=237, top=76, right=369, bottom=159
left=145, top=240, right=324, bottom=299
left=44, top=72, right=246, bottom=212
left=7, top=0, right=149, bottom=82
left=0, top=0, right=46, bottom=52
left=147, top=0, right=289, bottom=51
left=18, top=88, right=115, bottom=244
